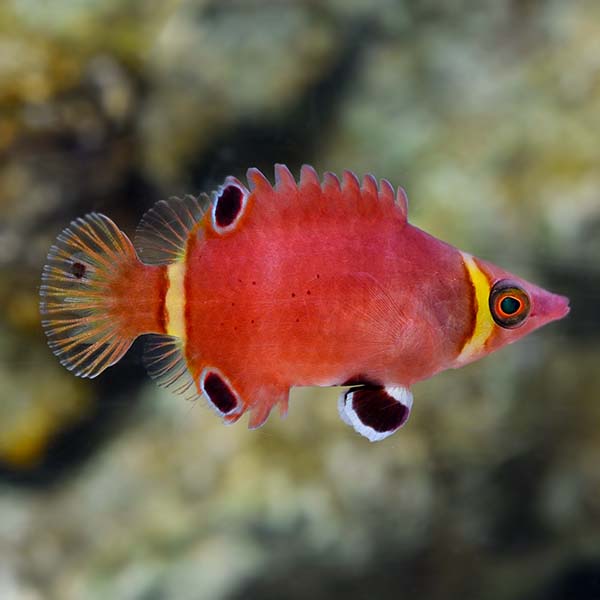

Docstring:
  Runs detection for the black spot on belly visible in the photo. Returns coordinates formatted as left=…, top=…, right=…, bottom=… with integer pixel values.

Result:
left=203, top=372, right=238, bottom=414
left=351, top=387, right=408, bottom=433
left=215, top=184, right=243, bottom=227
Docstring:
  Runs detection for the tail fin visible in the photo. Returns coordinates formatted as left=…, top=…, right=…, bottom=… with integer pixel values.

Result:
left=40, top=213, right=166, bottom=378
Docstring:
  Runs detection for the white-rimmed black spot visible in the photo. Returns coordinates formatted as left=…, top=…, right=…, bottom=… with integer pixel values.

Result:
left=338, top=385, right=413, bottom=442
left=351, top=387, right=409, bottom=432
left=215, top=185, right=243, bottom=227
left=203, top=371, right=238, bottom=414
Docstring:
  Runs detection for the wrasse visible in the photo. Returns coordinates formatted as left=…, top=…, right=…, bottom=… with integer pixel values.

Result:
left=40, top=165, right=570, bottom=441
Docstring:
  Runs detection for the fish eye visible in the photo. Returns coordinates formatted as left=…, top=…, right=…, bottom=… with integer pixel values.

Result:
left=489, top=280, right=530, bottom=329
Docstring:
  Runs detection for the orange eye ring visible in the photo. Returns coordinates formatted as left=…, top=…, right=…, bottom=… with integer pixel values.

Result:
left=489, top=280, right=530, bottom=329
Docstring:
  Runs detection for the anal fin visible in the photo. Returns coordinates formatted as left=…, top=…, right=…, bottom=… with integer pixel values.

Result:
left=338, top=385, right=413, bottom=442
left=144, top=334, right=200, bottom=400
left=147, top=341, right=291, bottom=430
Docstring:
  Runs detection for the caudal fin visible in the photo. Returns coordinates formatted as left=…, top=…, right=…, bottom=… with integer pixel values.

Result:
left=40, top=213, right=166, bottom=378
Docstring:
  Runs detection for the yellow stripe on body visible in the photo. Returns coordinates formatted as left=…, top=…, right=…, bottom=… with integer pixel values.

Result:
left=165, top=262, right=186, bottom=339
left=456, top=252, right=494, bottom=363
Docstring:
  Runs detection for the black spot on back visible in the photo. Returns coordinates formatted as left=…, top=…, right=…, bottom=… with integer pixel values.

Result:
left=215, top=184, right=243, bottom=227
left=350, top=387, right=408, bottom=433
left=71, top=261, right=86, bottom=279
left=204, top=372, right=238, bottom=414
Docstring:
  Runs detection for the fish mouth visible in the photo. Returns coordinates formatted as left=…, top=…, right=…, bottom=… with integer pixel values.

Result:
left=545, top=293, right=571, bottom=321
left=530, top=291, right=570, bottom=323
left=553, top=294, right=570, bottom=320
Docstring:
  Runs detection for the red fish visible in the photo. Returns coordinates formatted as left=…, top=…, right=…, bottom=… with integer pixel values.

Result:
left=40, top=165, right=570, bottom=441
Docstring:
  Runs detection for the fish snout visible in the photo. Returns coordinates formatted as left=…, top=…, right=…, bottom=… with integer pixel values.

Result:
left=532, top=290, right=570, bottom=322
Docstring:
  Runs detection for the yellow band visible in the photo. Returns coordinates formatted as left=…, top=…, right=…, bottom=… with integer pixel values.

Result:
left=165, top=262, right=186, bottom=339
left=457, top=252, right=493, bottom=363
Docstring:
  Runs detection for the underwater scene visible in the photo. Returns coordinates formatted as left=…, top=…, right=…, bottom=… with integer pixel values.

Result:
left=1, top=1, right=599, bottom=598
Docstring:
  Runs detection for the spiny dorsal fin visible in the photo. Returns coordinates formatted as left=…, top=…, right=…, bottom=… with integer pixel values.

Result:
left=135, top=167, right=408, bottom=262
left=247, top=165, right=409, bottom=222
left=274, top=163, right=296, bottom=194
left=143, top=334, right=200, bottom=400
left=134, top=194, right=210, bottom=265
left=395, top=185, right=408, bottom=221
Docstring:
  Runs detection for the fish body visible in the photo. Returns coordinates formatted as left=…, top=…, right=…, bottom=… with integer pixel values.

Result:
left=40, top=165, right=569, bottom=441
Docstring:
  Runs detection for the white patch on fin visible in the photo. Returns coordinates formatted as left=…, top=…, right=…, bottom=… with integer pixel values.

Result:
left=211, top=177, right=250, bottom=235
left=337, top=393, right=353, bottom=427
left=338, top=385, right=413, bottom=442
left=134, top=194, right=209, bottom=265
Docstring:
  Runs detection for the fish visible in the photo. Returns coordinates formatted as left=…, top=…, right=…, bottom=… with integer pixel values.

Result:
left=39, top=165, right=570, bottom=441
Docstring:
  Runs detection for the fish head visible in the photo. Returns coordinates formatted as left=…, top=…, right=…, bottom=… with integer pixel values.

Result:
left=454, top=254, right=570, bottom=366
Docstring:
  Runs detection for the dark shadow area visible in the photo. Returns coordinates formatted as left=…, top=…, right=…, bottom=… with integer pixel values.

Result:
left=186, top=21, right=372, bottom=191
left=528, top=560, right=600, bottom=600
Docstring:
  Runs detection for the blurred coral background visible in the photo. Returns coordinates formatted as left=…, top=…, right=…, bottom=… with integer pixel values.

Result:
left=1, top=1, right=599, bottom=599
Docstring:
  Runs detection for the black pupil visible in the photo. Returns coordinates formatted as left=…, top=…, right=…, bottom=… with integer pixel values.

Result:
left=500, top=296, right=520, bottom=315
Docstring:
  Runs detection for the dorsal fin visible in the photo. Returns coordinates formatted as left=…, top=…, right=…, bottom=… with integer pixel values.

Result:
left=361, top=174, right=379, bottom=200
left=322, top=171, right=342, bottom=195
left=135, top=168, right=408, bottom=263
left=396, top=185, right=408, bottom=221
left=379, top=179, right=395, bottom=207
left=274, top=163, right=296, bottom=194
left=341, top=169, right=361, bottom=197
left=247, top=167, right=273, bottom=193
left=244, top=166, right=409, bottom=223
left=143, top=334, right=200, bottom=400
left=300, top=164, right=321, bottom=190
left=134, top=194, right=209, bottom=265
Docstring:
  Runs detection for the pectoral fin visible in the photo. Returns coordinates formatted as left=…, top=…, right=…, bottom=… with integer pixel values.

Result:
left=338, top=385, right=413, bottom=442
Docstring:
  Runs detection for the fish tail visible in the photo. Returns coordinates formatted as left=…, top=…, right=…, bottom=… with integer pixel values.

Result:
left=40, top=213, right=168, bottom=378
